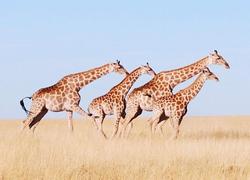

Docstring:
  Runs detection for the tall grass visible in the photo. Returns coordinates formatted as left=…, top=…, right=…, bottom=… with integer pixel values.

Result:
left=0, top=116, right=250, bottom=179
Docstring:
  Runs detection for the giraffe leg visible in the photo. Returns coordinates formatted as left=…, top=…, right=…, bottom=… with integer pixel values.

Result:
left=120, top=107, right=142, bottom=138
left=95, top=116, right=107, bottom=139
left=71, top=105, right=89, bottom=118
left=116, top=119, right=125, bottom=138
left=155, top=112, right=169, bottom=136
left=149, top=110, right=163, bottom=135
left=116, top=109, right=127, bottom=138
left=120, top=118, right=131, bottom=138
left=91, top=117, right=98, bottom=130
left=169, top=110, right=186, bottom=139
left=22, top=101, right=45, bottom=130
left=125, top=122, right=133, bottom=137
left=169, top=117, right=175, bottom=129
left=72, top=105, right=99, bottom=131
left=156, top=120, right=167, bottom=137
left=151, top=117, right=160, bottom=134
left=125, top=108, right=143, bottom=138
left=170, top=116, right=182, bottom=139
left=31, top=122, right=39, bottom=133
left=173, top=123, right=180, bottom=140
left=29, top=108, right=48, bottom=133
left=70, top=105, right=96, bottom=131
left=67, top=111, right=74, bottom=132
left=110, top=112, right=122, bottom=140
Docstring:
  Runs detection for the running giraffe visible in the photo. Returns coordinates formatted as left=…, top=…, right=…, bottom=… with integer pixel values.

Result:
left=20, top=61, right=128, bottom=132
left=148, top=67, right=219, bottom=139
left=88, top=63, right=156, bottom=139
left=121, top=50, right=230, bottom=137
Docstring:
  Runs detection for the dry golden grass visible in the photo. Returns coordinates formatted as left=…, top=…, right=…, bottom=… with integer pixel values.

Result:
left=0, top=116, right=250, bottom=180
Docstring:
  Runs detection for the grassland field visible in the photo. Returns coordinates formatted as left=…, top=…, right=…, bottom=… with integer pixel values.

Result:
left=0, top=116, right=250, bottom=180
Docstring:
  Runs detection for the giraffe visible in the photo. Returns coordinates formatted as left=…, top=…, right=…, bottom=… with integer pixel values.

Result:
left=148, top=67, right=219, bottom=139
left=88, top=63, right=156, bottom=139
left=20, top=60, right=129, bottom=132
left=120, top=50, right=230, bottom=137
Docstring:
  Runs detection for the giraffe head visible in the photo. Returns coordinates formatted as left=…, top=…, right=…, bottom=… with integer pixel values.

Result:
left=110, top=60, right=129, bottom=75
left=202, top=67, right=219, bottom=81
left=209, top=50, right=230, bottom=69
left=139, top=62, right=156, bottom=77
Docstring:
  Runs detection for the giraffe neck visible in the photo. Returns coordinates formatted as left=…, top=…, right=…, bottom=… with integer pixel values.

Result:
left=111, top=67, right=143, bottom=97
left=177, top=74, right=207, bottom=103
left=160, top=56, right=210, bottom=89
left=65, top=64, right=111, bottom=91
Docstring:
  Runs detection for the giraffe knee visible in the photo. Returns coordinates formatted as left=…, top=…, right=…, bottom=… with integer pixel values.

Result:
left=115, top=121, right=119, bottom=128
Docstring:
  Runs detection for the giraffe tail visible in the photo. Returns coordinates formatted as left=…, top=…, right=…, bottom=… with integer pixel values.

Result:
left=87, top=111, right=99, bottom=118
left=87, top=107, right=93, bottom=117
left=20, top=97, right=32, bottom=115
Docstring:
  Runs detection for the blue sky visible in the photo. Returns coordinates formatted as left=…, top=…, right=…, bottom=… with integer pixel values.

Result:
left=0, top=0, right=250, bottom=119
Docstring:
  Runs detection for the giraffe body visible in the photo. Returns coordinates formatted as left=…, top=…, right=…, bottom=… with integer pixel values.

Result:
left=21, top=61, right=128, bottom=132
left=121, top=50, right=229, bottom=137
left=88, top=63, right=156, bottom=139
left=149, top=68, right=219, bottom=139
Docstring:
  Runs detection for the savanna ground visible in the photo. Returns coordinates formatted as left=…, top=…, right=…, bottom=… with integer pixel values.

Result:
left=0, top=116, right=250, bottom=180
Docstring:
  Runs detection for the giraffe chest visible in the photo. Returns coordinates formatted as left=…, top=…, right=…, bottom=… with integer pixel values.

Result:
left=101, top=101, right=114, bottom=115
left=139, top=95, right=154, bottom=111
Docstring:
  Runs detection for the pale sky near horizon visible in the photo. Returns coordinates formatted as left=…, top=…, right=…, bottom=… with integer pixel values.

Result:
left=0, top=0, right=250, bottom=119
